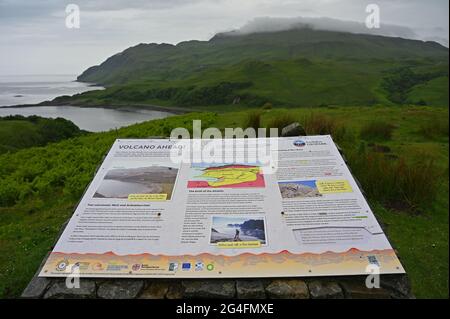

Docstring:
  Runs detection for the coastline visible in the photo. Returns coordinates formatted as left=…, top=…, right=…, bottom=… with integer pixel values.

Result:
left=0, top=102, right=189, bottom=115
left=0, top=77, right=188, bottom=115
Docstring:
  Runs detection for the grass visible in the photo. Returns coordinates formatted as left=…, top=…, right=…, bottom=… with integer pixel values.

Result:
left=348, top=149, right=441, bottom=213
left=407, top=76, right=449, bottom=106
left=0, top=106, right=448, bottom=299
left=300, top=113, right=342, bottom=136
left=265, top=113, right=293, bottom=135
left=418, top=115, right=449, bottom=140
left=242, top=110, right=262, bottom=132
left=360, top=121, right=396, bottom=141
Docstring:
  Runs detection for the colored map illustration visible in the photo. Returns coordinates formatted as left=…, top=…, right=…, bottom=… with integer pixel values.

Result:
left=188, top=163, right=265, bottom=188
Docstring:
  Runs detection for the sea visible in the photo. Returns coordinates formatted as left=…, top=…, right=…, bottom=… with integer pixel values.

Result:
left=0, top=74, right=173, bottom=132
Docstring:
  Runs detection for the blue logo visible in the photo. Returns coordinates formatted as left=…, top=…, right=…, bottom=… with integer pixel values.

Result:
left=182, top=262, right=191, bottom=271
left=293, top=140, right=306, bottom=147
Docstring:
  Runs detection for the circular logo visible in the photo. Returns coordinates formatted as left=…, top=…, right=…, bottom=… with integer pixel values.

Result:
left=293, top=140, right=306, bottom=147
left=206, top=263, right=214, bottom=271
left=56, top=260, right=68, bottom=271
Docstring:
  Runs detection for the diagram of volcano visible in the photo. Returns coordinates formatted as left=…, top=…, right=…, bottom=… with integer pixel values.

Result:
left=188, top=163, right=265, bottom=188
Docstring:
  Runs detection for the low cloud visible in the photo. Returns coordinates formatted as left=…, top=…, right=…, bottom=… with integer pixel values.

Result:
left=0, top=0, right=448, bottom=75
left=222, top=16, right=440, bottom=44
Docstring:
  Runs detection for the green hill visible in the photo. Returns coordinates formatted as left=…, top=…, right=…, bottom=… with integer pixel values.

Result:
left=78, top=28, right=448, bottom=85
left=53, top=28, right=449, bottom=108
left=0, top=115, right=84, bottom=155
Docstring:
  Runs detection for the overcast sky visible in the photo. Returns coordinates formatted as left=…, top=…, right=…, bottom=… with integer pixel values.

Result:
left=0, top=0, right=448, bottom=75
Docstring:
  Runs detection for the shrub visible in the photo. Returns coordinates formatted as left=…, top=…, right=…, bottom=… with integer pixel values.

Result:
left=301, top=113, right=337, bottom=135
left=0, top=116, right=83, bottom=155
left=418, top=117, right=449, bottom=139
left=348, top=149, right=442, bottom=213
left=299, top=113, right=349, bottom=142
left=173, top=82, right=253, bottom=106
left=0, top=179, right=21, bottom=206
left=261, top=102, right=273, bottom=110
left=242, top=110, right=262, bottom=132
left=381, top=67, right=447, bottom=104
left=266, top=113, right=294, bottom=136
left=360, top=121, right=395, bottom=141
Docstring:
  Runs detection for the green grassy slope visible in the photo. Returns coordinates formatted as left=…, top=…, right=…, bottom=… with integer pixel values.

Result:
left=0, top=116, right=84, bottom=155
left=54, top=58, right=449, bottom=108
left=407, top=76, right=450, bottom=106
left=78, top=29, right=448, bottom=85
left=0, top=107, right=448, bottom=298
left=50, top=29, right=448, bottom=108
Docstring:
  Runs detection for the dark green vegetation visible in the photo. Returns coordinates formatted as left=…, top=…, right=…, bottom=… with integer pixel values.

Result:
left=49, top=28, right=448, bottom=109
left=360, top=121, right=396, bottom=141
left=382, top=67, right=449, bottom=105
left=0, top=106, right=448, bottom=298
left=0, top=115, right=83, bottom=155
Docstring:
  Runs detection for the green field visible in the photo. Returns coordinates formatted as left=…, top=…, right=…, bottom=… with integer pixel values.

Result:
left=0, top=106, right=448, bottom=298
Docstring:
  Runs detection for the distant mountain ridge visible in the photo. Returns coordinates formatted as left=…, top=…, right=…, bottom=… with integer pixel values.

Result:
left=78, top=28, right=448, bottom=86
left=57, top=27, right=448, bottom=108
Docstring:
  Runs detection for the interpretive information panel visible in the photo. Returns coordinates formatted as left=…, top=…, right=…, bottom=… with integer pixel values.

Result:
left=40, top=136, right=404, bottom=278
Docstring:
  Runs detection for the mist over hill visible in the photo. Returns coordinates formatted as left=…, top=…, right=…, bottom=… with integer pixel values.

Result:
left=63, top=22, right=449, bottom=109
left=217, top=17, right=417, bottom=41
left=78, top=26, right=447, bottom=85
left=220, top=17, right=448, bottom=47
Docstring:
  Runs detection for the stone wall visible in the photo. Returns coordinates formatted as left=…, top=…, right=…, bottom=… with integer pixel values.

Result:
left=21, top=128, right=414, bottom=299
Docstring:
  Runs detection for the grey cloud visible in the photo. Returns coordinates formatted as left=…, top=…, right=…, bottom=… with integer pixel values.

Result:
left=80, top=0, right=203, bottom=10
left=227, top=16, right=418, bottom=40
left=0, top=0, right=56, bottom=20
left=0, top=0, right=202, bottom=20
left=0, top=0, right=448, bottom=75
